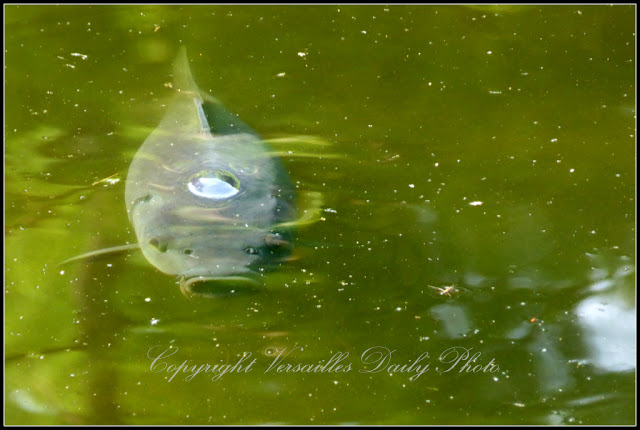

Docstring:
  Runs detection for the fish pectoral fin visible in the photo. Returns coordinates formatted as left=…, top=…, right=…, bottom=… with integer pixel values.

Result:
left=262, top=136, right=342, bottom=160
left=263, top=151, right=344, bottom=159
left=274, top=190, right=327, bottom=229
left=265, top=135, right=334, bottom=147
left=59, top=243, right=141, bottom=266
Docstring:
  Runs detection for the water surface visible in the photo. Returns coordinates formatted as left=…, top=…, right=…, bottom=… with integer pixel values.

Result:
left=5, top=4, right=636, bottom=425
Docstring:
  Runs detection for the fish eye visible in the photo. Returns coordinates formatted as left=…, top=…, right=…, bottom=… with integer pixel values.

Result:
left=129, top=193, right=153, bottom=212
left=265, top=233, right=289, bottom=247
left=264, top=233, right=293, bottom=256
left=182, top=248, right=194, bottom=255
left=149, top=238, right=168, bottom=253
left=188, top=170, right=241, bottom=200
left=244, top=247, right=259, bottom=255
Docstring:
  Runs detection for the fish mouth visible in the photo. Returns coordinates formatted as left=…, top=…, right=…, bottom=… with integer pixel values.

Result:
left=179, top=275, right=262, bottom=298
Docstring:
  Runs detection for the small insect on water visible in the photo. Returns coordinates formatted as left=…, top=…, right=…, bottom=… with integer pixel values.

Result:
left=428, top=284, right=459, bottom=297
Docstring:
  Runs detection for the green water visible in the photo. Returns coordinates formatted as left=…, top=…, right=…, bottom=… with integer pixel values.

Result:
left=5, top=5, right=636, bottom=425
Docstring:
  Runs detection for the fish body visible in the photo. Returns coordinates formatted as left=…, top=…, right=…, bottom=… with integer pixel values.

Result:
left=124, top=47, right=296, bottom=296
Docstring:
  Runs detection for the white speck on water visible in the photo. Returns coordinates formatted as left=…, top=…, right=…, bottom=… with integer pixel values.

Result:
left=144, top=297, right=151, bottom=302
left=297, top=52, right=306, bottom=57
left=60, top=270, right=65, bottom=275
left=70, top=52, right=88, bottom=60
left=469, top=201, right=483, bottom=206
left=569, top=168, right=575, bottom=173
left=150, top=318, right=159, bottom=326
left=276, top=72, right=286, bottom=77
left=409, top=184, right=415, bottom=188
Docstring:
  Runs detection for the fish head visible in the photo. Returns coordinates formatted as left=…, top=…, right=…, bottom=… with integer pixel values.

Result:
left=126, top=132, right=297, bottom=298
left=125, top=47, right=298, bottom=298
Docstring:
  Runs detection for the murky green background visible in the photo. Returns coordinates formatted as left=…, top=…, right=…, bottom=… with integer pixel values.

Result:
left=5, top=5, right=636, bottom=425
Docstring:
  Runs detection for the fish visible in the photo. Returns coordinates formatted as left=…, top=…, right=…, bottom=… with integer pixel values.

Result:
left=123, top=47, right=297, bottom=298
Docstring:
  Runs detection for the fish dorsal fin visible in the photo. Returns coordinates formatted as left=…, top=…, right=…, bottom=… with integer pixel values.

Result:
left=164, top=46, right=257, bottom=137
left=173, top=46, right=221, bottom=105
left=174, top=47, right=213, bottom=136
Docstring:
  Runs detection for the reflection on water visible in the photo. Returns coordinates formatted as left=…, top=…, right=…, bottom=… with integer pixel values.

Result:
left=430, top=304, right=471, bottom=339
left=576, top=293, right=635, bottom=373
left=576, top=252, right=635, bottom=373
